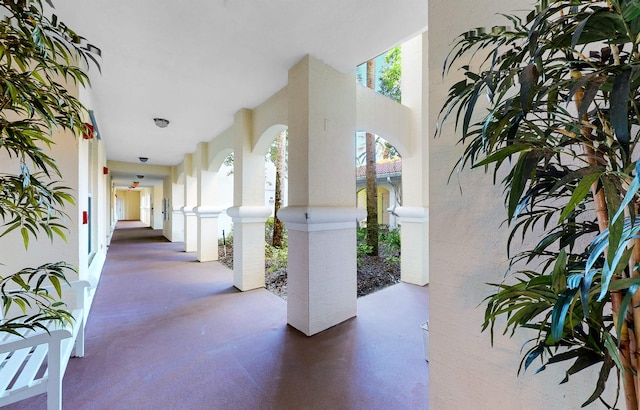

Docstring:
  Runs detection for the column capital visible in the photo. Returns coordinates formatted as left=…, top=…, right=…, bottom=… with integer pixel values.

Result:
left=194, top=206, right=225, bottom=218
left=278, top=206, right=366, bottom=232
left=226, top=206, right=271, bottom=222
left=395, top=206, right=429, bottom=223
left=180, top=206, right=197, bottom=216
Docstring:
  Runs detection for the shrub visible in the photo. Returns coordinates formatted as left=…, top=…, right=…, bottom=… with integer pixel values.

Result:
left=265, top=243, right=288, bottom=273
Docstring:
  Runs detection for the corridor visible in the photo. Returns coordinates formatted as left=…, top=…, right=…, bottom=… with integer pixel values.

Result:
left=8, top=224, right=429, bottom=409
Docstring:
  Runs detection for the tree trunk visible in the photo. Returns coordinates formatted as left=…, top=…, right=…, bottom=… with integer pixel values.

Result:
left=365, top=59, right=379, bottom=256
left=272, top=130, right=286, bottom=248
left=574, top=76, right=638, bottom=410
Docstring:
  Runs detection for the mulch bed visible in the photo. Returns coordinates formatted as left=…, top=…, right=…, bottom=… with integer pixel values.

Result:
left=218, top=246, right=400, bottom=299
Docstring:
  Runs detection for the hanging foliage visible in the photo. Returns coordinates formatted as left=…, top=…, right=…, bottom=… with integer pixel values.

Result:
left=0, top=0, right=99, bottom=334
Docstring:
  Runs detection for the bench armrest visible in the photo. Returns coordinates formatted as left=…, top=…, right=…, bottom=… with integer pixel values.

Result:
left=0, top=326, right=72, bottom=354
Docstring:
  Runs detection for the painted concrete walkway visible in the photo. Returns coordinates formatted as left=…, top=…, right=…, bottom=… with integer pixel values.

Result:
left=7, top=224, right=429, bottom=409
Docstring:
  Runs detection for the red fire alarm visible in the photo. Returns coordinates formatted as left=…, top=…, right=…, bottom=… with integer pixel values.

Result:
left=103, top=167, right=109, bottom=175
left=82, top=211, right=88, bottom=225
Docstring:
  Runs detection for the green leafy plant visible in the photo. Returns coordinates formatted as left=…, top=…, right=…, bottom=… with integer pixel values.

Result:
left=380, top=226, right=401, bottom=265
left=0, top=0, right=98, bottom=335
left=437, top=0, right=640, bottom=408
left=265, top=243, right=288, bottom=273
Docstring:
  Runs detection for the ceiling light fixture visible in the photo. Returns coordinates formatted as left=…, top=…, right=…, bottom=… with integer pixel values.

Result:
left=137, top=175, right=144, bottom=179
left=139, top=157, right=148, bottom=163
left=153, top=118, right=170, bottom=128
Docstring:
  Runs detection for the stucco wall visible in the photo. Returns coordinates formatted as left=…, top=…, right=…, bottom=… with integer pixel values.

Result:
left=428, top=0, right=608, bottom=408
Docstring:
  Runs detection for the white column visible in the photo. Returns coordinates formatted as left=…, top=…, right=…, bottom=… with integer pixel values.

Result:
left=227, top=206, right=271, bottom=290
left=279, top=55, right=359, bottom=336
left=182, top=205, right=197, bottom=252
left=170, top=204, right=185, bottom=242
left=182, top=154, right=197, bottom=252
left=398, top=33, right=429, bottom=285
left=279, top=206, right=364, bottom=336
left=163, top=167, right=184, bottom=242
left=195, top=206, right=224, bottom=262
left=193, top=142, right=222, bottom=262
left=395, top=207, right=428, bottom=285
left=229, top=109, right=271, bottom=290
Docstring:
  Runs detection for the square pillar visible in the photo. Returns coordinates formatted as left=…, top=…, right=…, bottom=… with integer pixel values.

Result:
left=170, top=205, right=185, bottom=242
left=282, top=55, right=358, bottom=336
left=163, top=167, right=184, bottom=242
left=194, top=207, right=223, bottom=262
left=182, top=205, right=197, bottom=252
left=183, top=154, right=197, bottom=252
left=194, top=142, right=222, bottom=262
left=227, top=206, right=271, bottom=291
left=230, top=109, right=271, bottom=290
left=279, top=206, right=365, bottom=336
left=396, top=206, right=428, bottom=285
left=399, top=33, right=429, bottom=286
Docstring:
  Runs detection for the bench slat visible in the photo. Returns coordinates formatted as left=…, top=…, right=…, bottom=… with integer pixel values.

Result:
left=11, top=342, right=48, bottom=390
left=0, top=346, right=34, bottom=391
left=0, top=280, right=91, bottom=410
left=0, top=379, right=47, bottom=403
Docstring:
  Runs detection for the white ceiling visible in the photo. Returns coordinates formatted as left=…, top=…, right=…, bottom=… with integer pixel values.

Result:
left=54, top=1, right=428, bottom=187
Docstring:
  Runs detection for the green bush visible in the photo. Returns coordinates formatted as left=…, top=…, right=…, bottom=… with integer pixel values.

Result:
left=265, top=243, right=288, bottom=273
left=356, top=227, right=367, bottom=242
left=265, top=217, right=275, bottom=243
left=382, top=226, right=401, bottom=250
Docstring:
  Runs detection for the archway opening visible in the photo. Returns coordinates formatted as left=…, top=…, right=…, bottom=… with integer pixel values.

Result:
left=263, top=129, right=289, bottom=299
left=355, top=132, right=402, bottom=296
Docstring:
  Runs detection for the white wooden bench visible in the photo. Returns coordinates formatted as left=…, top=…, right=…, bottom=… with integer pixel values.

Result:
left=0, top=280, right=90, bottom=410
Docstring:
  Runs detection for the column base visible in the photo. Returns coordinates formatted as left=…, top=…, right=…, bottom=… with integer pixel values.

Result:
left=227, top=206, right=272, bottom=291
left=194, top=206, right=224, bottom=262
left=279, top=206, right=365, bottom=336
left=181, top=206, right=197, bottom=252
left=395, top=207, right=429, bottom=285
left=170, top=208, right=185, bottom=242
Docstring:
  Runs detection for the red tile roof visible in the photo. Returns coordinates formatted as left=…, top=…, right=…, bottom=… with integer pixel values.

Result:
left=355, top=158, right=402, bottom=178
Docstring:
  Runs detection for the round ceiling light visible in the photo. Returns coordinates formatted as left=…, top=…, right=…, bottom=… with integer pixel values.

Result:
left=153, top=118, right=170, bottom=128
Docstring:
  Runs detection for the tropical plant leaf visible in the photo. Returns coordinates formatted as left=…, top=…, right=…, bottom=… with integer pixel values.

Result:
left=612, top=161, right=640, bottom=223
left=519, top=64, right=538, bottom=113
left=571, top=12, right=593, bottom=50
left=611, top=68, right=632, bottom=150
left=551, top=287, right=579, bottom=341
left=559, top=172, right=601, bottom=223
left=581, top=357, right=614, bottom=407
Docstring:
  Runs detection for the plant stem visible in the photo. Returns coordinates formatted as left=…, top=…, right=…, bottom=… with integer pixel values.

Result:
left=575, top=75, right=638, bottom=409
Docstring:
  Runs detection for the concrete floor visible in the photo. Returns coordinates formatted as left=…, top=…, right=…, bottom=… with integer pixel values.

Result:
left=6, top=223, right=429, bottom=409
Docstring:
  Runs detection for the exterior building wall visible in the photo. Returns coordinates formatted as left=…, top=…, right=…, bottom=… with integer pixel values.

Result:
left=356, top=185, right=398, bottom=228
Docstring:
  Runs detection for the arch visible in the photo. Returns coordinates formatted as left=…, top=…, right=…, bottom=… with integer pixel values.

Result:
left=174, top=163, right=185, bottom=185
left=355, top=85, right=412, bottom=157
left=206, top=126, right=234, bottom=171
left=252, top=85, right=288, bottom=152
left=254, top=124, right=287, bottom=155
